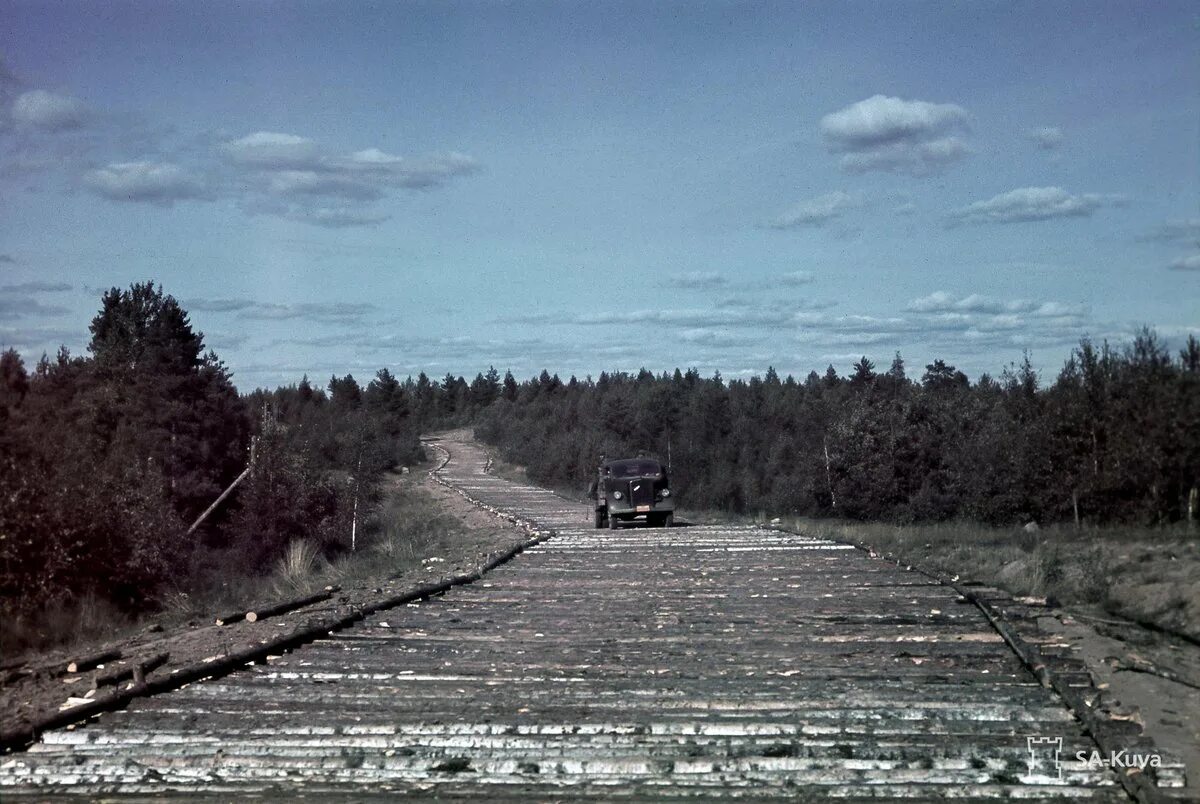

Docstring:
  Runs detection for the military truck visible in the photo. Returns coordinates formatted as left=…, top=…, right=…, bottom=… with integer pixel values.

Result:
left=592, top=457, right=674, bottom=529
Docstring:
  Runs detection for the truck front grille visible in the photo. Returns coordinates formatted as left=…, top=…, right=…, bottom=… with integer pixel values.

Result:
left=629, top=479, right=654, bottom=506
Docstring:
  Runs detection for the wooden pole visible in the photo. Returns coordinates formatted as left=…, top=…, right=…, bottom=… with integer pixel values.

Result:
left=1189, top=486, right=1197, bottom=533
left=350, top=453, right=362, bottom=552
left=823, top=435, right=837, bottom=510
left=186, top=437, right=256, bottom=536
left=1072, top=490, right=1080, bottom=530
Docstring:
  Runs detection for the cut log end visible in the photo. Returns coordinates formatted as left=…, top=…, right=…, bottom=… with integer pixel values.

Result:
left=66, top=649, right=122, bottom=675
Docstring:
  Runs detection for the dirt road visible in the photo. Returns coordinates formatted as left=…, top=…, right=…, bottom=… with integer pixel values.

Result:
left=0, top=431, right=1183, bottom=799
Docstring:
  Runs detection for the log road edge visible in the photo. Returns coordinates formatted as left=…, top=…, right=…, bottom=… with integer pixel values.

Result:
left=0, top=429, right=1187, bottom=800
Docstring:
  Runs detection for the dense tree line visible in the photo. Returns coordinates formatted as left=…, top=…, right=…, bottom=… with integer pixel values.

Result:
left=2, top=283, right=1195, bottom=633
left=475, top=333, right=1200, bottom=527
left=0, top=283, right=424, bottom=624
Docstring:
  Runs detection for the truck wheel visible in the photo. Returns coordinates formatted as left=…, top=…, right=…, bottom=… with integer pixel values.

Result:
left=662, top=513, right=674, bottom=528
left=608, top=513, right=620, bottom=530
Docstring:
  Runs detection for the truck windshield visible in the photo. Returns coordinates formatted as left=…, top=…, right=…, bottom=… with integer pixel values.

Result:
left=610, top=461, right=661, bottom=478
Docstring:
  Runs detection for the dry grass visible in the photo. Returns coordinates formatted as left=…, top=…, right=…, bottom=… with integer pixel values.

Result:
left=318, top=484, right=465, bottom=588
left=272, top=540, right=324, bottom=597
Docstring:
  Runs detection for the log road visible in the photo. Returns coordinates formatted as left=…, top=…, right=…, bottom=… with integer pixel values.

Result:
left=0, top=431, right=1173, bottom=799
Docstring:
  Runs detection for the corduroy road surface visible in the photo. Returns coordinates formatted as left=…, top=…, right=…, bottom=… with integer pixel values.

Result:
left=0, top=431, right=1145, bottom=799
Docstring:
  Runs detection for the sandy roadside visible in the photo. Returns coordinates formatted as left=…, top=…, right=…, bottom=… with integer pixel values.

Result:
left=1037, top=609, right=1200, bottom=795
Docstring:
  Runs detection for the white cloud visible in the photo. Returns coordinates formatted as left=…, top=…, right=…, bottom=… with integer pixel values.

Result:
left=907, top=291, right=1023, bottom=314
left=82, top=161, right=209, bottom=206
left=770, top=191, right=858, bottom=228
left=187, top=298, right=380, bottom=323
left=221, top=133, right=478, bottom=191
left=668, top=272, right=726, bottom=289
left=242, top=301, right=378, bottom=322
left=906, top=291, right=1084, bottom=318
left=569, top=308, right=797, bottom=329
left=839, top=136, right=968, bottom=176
left=821, top=96, right=969, bottom=150
left=949, top=186, right=1119, bottom=225
left=266, top=170, right=381, bottom=200
left=220, top=131, right=320, bottom=169
left=820, top=95, right=970, bottom=176
left=346, top=147, right=400, bottom=166
left=285, top=206, right=390, bottom=229
left=1028, top=126, right=1064, bottom=150
left=1140, top=218, right=1200, bottom=245
left=0, top=325, right=85, bottom=351
left=336, top=149, right=480, bottom=189
left=715, top=295, right=834, bottom=312
left=506, top=301, right=846, bottom=332
left=777, top=270, right=815, bottom=286
left=0, top=296, right=70, bottom=318
left=185, top=298, right=256, bottom=313
left=11, top=89, right=88, bottom=131
left=218, top=132, right=479, bottom=226
left=679, top=329, right=760, bottom=347
left=0, top=281, right=71, bottom=293
left=1169, top=254, right=1200, bottom=272
left=737, top=291, right=1098, bottom=355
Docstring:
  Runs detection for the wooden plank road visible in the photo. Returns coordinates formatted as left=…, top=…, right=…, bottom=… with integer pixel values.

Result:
left=0, top=432, right=1137, bottom=799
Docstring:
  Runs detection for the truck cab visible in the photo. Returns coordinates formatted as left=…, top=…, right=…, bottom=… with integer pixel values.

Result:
left=594, top=458, right=674, bottom=529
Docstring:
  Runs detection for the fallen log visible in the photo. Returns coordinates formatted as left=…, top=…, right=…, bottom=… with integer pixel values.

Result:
left=67, top=649, right=122, bottom=675
left=93, top=653, right=169, bottom=690
left=214, top=609, right=248, bottom=627
left=218, top=586, right=341, bottom=626
left=246, top=589, right=333, bottom=623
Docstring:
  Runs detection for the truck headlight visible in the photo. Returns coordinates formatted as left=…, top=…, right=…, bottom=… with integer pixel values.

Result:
left=613, top=491, right=623, bottom=500
left=661, top=489, right=670, bottom=497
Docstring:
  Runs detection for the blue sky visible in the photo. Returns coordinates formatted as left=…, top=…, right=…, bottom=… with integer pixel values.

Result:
left=1, top=1, right=1197, bottom=389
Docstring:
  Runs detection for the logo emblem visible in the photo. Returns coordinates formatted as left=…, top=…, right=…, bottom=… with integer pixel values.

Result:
left=1026, top=736, right=1063, bottom=780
